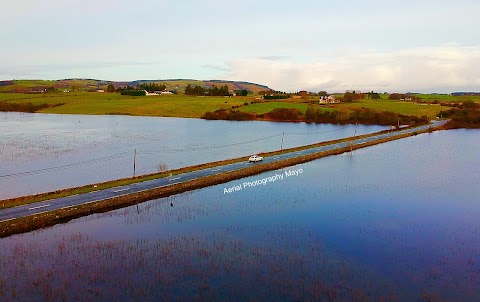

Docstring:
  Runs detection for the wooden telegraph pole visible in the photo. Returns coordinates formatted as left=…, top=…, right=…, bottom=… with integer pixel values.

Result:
left=350, top=123, right=357, bottom=155
left=280, top=131, right=285, bottom=152
left=133, top=148, right=136, bottom=177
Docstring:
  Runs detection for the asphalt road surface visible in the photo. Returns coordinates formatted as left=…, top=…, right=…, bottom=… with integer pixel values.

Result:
left=0, top=120, right=447, bottom=222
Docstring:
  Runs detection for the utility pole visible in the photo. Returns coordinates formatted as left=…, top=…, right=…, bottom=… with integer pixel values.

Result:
left=280, top=131, right=285, bottom=152
left=350, top=123, right=357, bottom=155
left=133, top=148, right=136, bottom=177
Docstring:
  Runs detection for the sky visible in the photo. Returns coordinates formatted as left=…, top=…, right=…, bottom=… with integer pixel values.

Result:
left=1, top=0, right=479, bottom=93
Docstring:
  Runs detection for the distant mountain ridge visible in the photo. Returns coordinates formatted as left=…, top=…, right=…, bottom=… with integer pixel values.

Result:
left=0, top=79, right=271, bottom=93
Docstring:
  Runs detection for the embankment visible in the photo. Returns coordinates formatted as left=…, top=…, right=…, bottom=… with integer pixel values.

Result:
left=0, top=125, right=437, bottom=238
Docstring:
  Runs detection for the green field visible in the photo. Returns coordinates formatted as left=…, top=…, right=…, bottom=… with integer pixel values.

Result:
left=0, top=93, right=248, bottom=118
left=417, top=94, right=480, bottom=102
left=337, top=99, right=444, bottom=118
left=240, top=99, right=447, bottom=119
left=1, top=92, right=478, bottom=119
left=241, top=102, right=309, bottom=114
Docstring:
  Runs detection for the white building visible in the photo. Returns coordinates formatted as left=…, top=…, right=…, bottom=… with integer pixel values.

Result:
left=144, top=90, right=159, bottom=96
left=319, top=95, right=339, bottom=104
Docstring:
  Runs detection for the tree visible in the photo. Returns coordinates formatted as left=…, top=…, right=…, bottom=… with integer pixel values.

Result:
left=107, top=84, right=115, bottom=93
left=185, top=84, right=193, bottom=95
left=305, top=106, right=316, bottom=121
left=318, top=91, right=328, bottom=97
left=342, top=91, right=364, bottom=102
left=367, top=91, right=381, bottom=99
left=139, top=82, right=166, bottom=92
left=70, top=84, right=80, bottom=92
left=235, top=89, right=249, bottom=96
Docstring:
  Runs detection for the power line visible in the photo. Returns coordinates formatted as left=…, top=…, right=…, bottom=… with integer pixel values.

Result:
left=0, top=128, right=354, bottom=180
left=0, top=152, right=130, bottom=180
left=138, top=133, right=283, bottom=154
left=283, top=128, right=346, bottom=136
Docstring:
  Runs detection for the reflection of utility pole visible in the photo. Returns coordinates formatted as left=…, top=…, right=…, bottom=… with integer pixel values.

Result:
left=133, top=148, right=136, bottom=177
left=350, top=123, right=357, bottom=155
left=280, top=131, right=285, bottom=152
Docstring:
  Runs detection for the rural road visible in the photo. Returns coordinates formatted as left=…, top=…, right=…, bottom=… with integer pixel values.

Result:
left=0, top=120, right=447, bottom=222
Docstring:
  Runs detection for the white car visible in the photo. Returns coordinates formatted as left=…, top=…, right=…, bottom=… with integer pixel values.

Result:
left=248, top=155, right=263, bottom=162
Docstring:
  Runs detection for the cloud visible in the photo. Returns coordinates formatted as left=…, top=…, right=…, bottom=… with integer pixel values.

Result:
left=0, top=61, right=163, bottom=80
left=201, top=64, right=230, bottom=72
left=255, top=56, right=292, bottom=61
left=223, top=45, right=480, bottom=93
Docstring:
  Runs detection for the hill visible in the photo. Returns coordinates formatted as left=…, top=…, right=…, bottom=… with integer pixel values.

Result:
left=0, top=79, right=270, bottom=94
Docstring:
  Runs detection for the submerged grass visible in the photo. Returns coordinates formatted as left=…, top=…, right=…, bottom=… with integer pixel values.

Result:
left=0, top=227, right=402, bottom=301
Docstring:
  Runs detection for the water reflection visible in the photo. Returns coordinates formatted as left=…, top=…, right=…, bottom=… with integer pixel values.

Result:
left=0, top=112, right=388, bottom=198
left=1, top=128, right=479, bottom=300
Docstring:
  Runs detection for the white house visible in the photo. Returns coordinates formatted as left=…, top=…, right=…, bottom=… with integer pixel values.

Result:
left=319, top=95, right=339, bottom=104
left=143, top=90, right=159, bottom=96
left=153, top=89, right=173, bottom=95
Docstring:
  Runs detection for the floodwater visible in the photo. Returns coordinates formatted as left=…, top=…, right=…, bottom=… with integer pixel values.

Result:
left=0, top=128, right=479, bottom=301
left=0, top=112, right=388, bottom=199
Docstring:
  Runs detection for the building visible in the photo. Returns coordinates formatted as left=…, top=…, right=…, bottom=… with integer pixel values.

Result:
left=144, top=90, right=159, bottom=96
left=319, top=95, right=339, bottom=104
left=299, top=90, right=308, bottom=97
left=154, top=89, right=173, bottom=95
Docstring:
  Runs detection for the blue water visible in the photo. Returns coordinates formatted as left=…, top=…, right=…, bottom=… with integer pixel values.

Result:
left=0, top=129, right=479, bottom=301
left=0, top=112, right=387, bottom=198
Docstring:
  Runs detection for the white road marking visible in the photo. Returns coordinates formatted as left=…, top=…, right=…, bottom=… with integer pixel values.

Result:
left=169, top=177, right=181, bottom=181
left=0, top=218, right=15, bottom=223
left=113, top=188, right=130, bottom=193
left=29, top=204, right=51, bottom=211
left=211, top=168, right=221, bottom=172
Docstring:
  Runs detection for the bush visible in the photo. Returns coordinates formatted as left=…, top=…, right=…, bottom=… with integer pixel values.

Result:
left=266, top=108, right=303, bottom=121
left=0, top=101, right=62, bottom=113
left=157, top=163, right=168, bottom=172
left=304, top=106, right=427, bottom=126
left=202, top=110, right=256, bottom=121
left=441, top=107, right=480, bottom=128
left=120, top=90, right=146, bottom=96
left=263, top=95, right=290, bottom=100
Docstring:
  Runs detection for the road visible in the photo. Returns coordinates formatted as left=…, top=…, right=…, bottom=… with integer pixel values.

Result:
left=0, top=120, right=447, bottom=222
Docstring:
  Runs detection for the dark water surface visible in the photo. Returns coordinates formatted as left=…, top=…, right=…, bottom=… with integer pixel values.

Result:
left=1, top=128, right=479, bottom=301
left=0, top=112, right=387, bottom=199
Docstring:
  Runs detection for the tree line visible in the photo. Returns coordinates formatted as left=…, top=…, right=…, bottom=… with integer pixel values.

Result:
left=203, top=106, right=427, bottom=126
left=440, top=101, right=480, bottom=128
left=138, top=83, right=167, bottom=92
left=305, top=107, right=427, bottom=125
left=0, top=101, right=63, bottom=113
left=185, top=84, right=231, bottom=96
